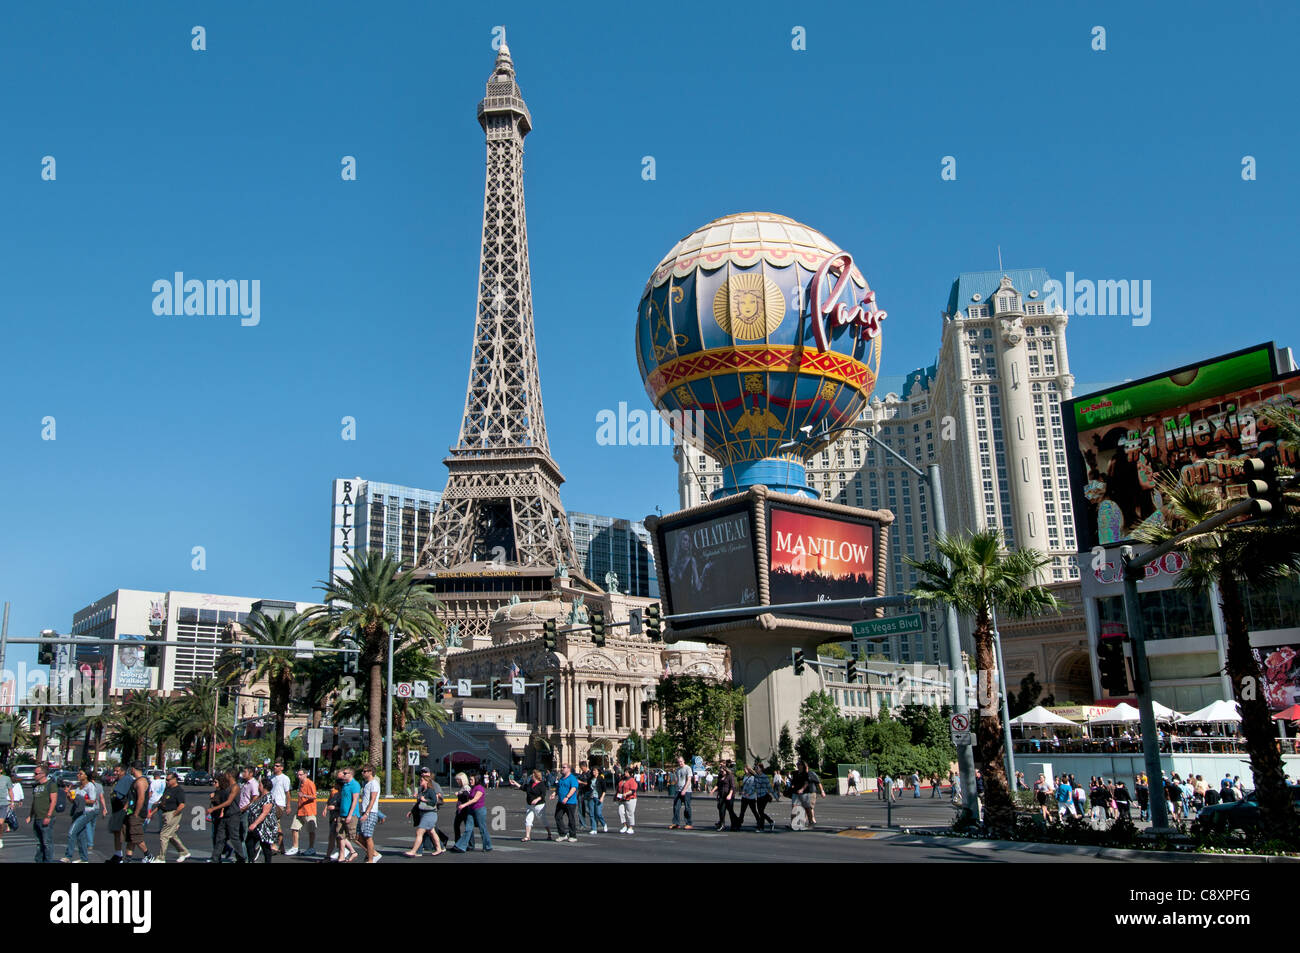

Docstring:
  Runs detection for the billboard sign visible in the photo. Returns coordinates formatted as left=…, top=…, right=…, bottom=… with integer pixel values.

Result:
left=1064, top=344, right=1300, bottom=550
left=1254, top=644, right=1300, bottom=712
left=116, top=634, right=151, bottom=690
left=767, top=503, right=878, bottom=622
left=660, top=505, right=759, bottom=618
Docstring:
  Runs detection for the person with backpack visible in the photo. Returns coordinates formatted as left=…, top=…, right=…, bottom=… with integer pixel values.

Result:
left=105, top=765, right=133, bottom=862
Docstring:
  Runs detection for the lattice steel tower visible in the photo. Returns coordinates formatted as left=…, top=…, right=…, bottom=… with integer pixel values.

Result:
left=419, top=43, right=580, bottom=580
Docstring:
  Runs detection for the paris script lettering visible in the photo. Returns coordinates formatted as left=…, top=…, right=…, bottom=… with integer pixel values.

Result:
left=809, top=252, right=886, bottom=353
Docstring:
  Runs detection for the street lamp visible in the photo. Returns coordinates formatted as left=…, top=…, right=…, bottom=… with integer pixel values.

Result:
left=779, top=420, right=978, bottom=821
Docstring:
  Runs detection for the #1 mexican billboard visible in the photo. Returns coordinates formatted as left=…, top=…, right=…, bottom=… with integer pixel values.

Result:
left=1064, top=343, right=1300, bottom=551
left=767, top=502, right=879, bottom=622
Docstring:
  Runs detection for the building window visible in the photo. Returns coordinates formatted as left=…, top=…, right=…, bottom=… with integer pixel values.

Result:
left=585, top=699, right=597, bottom=727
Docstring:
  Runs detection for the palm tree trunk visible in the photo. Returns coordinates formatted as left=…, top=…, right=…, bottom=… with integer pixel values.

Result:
left=273, top=677, right=289, bottom=764
left=368, top=657, right=384, bottom=769
left=973, top=608, right=1014, bottom=832
left=1219, top=568, right=1295, bottom=839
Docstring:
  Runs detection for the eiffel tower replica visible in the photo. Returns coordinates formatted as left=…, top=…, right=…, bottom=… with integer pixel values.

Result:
left=417, top=41, right=598, bottom=648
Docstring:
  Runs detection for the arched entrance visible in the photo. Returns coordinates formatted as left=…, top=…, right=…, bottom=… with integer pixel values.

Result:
left=586, top=744, right=609, bottom=769
left=1049, top=651, right=1093, bottom=705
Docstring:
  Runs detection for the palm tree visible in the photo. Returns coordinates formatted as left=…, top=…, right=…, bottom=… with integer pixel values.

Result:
left=0, top=713, right=34, bottom=751
left=228, top=610, right=318, bottom=762
left=173, top=676, right=228, bottom=771
left=53, top=719, right=80, bottom=766
left=1133, top=417, right=1300, bottom=840
left=106, top=690, right=161, bottom=764
left=908, top=530, right=1060, bottom=832
left=77, top=709, right=113, bottom=768
left=308, top=552, right=443, bottom=768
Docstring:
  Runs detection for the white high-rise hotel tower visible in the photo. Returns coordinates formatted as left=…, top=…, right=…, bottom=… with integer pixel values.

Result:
left=678, top=269, right=1080, bottom=665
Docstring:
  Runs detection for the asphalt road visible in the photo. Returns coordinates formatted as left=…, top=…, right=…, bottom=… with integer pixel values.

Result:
left=0, top=786, right=1147, bottom=864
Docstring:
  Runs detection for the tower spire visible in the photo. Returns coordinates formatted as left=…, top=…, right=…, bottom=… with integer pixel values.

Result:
left=420, top=45, right=587, bottom=616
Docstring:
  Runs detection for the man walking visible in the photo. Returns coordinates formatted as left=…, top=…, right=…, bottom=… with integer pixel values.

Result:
left=268, top=761, right=291, bottom=851
left=154, top=772, right=190, bottom=862
left=146, top=771, right=165, bottom=832
left=104, top=765, right=133, bottom=862
left=26, top=764, right=58, bottom=862
left=753, top=763, right=774, bottom=831
left=553, top=763, right=580, bottom=842
left=576, top=761, right=591, bottom=829
left=335, top=768, right=361, bottom=862
left=123, top=762, right=153, bottom=863
left=670, top=755, right=693, bottom=829
left=357, top=764, right=383, bottom=862
left=286, top=768, right=317, bottom=856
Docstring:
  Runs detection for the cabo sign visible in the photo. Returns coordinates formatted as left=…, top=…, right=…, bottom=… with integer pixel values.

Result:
left=809, top=251, right=887, bottom=353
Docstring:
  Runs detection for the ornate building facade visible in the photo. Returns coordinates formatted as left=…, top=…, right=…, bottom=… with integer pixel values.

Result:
left=441, top=575, right=730, bottom=770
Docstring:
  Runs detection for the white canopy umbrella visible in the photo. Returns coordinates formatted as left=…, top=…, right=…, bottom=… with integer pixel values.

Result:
left=1009, top=705, right=1078, bottom=728
left=1177, top=699, right=1241, bottom=725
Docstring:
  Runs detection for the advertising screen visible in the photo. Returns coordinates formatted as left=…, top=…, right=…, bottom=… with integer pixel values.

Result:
left=767, top=504, right=878, bottom=621
left=1253, top=644, right=1300, bottom=712
left=116, top=634, right=151, bottom=690
left=1064, top=344, right=1300, bottom=550
left=660, top=506, right=759, bottom=619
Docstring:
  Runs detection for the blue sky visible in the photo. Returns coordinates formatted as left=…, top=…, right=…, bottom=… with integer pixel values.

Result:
left=2, top=1, right=1297, bottom=666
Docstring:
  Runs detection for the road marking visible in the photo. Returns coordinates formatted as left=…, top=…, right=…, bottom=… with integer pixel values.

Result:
left=837, top=829, right=878, bottom=838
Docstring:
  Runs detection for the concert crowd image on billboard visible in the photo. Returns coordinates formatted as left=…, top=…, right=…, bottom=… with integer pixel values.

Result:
left=660, top=506, right=759, bottom=620
left=1064, top=344, right=1300, bottom=550
left=767, top=504, right=878, bottom=621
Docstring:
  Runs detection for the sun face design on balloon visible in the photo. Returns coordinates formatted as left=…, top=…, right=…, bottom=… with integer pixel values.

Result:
left=713, top=273, right=786, bottom=340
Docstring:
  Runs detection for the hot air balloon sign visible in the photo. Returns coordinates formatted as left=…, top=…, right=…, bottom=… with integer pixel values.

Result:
left=636, top=212, right=885, bottom=498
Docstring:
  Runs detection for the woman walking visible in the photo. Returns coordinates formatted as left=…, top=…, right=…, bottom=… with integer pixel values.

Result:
left=403, top=769, right=444, bottom=856
left=713, top=764, right=738, bottom=831
left=588, top=766, right=608, bottom=834
left=734, top=766, right=757, bottom=831
left=63, top=769, right=105, bottom=863
left=209, top=772, right=245, bottom=862
left=245, top=783, right=278, bottom=863
left=616, top=767, right=637, bottom=834
left=510, top=769, right=552, bottom=843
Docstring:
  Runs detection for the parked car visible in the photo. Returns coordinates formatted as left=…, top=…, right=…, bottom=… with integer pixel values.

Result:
left=168, top=765, right=194, bottom=779
left=12, top=764, right=37, bottom=785
left=51, top=769, right=80, bottom=787
left=184, top=770, right=214, bottom=787
left=1194, top=785, right=1300, bottom=834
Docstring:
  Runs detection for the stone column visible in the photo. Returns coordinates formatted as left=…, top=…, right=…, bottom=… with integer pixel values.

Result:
left=996, top=313, right=1048, bottom=554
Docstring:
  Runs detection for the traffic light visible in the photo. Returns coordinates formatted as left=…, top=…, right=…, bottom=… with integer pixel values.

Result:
left=545, top=677, right=556, bottom=701
left=793, top=648, right=805, bottom=676
left=646, top=603, right=662, bottom=642
left=491, top=678, right=502, bottom=700
left=845, top=658, right=858, bottom=684
left=38, top=643, right=55, bottom=666
left=219, top=686, right=231, bottom=706
left=591, top=609, right=605, bottom=647
left=629, top=609, right=643, bottom=636
left=1097, top=636, right=1130, bottom=695
left=342, top=639, right=359, bottom=674
left=144, top=639, right=160, bottom=667
left=543, top=618, right=557, bottom=651
left=241, top=648, right=255, bottom=672
left=1243, top=456, right=1283, bottom=518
